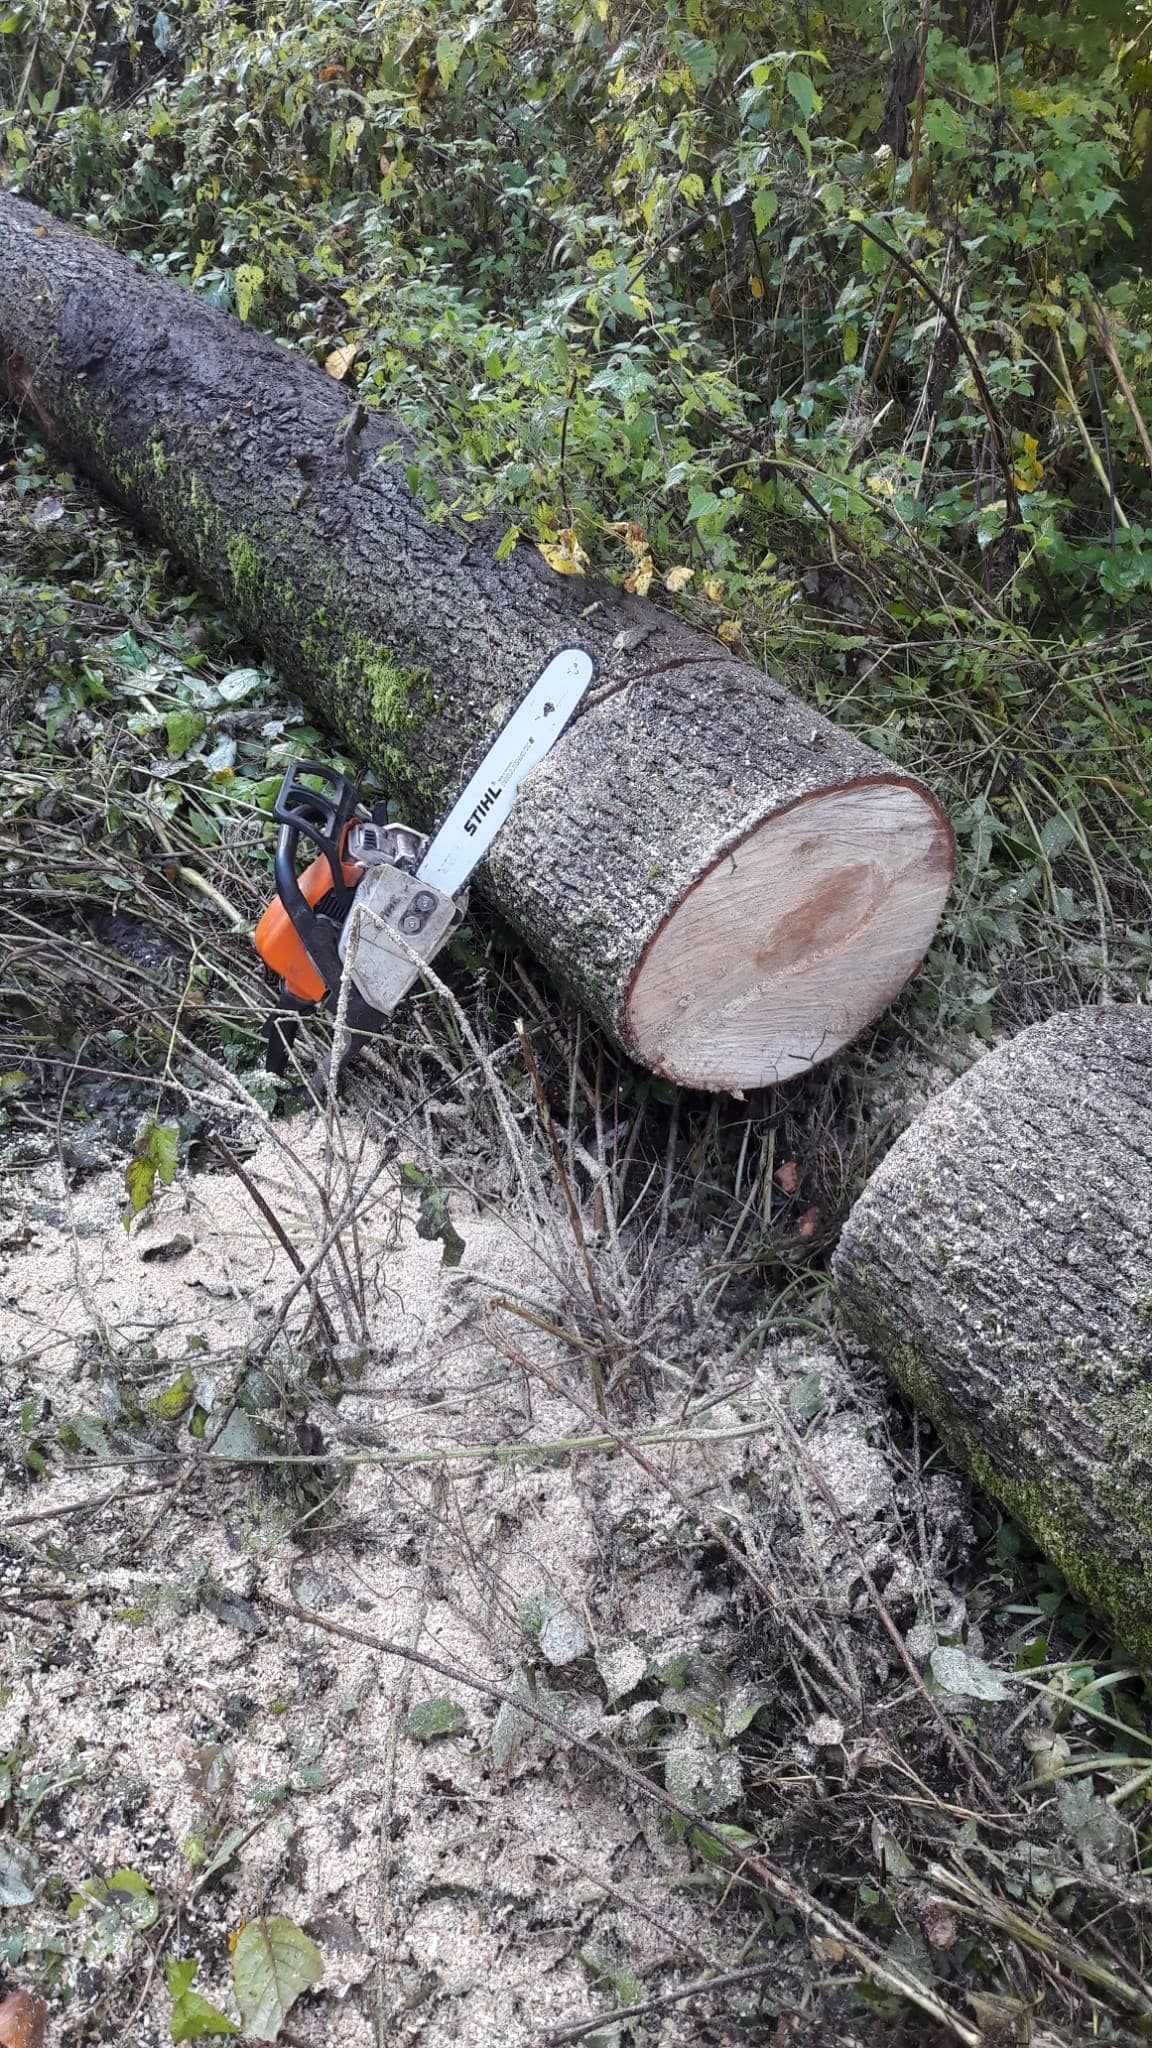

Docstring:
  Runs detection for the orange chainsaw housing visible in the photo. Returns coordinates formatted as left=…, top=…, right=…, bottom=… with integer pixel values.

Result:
left=253, top=839, right=364, bottom=1004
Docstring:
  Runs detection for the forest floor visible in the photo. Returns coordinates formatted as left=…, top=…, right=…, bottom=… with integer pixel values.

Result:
left=1, top=1089, right=1115, bottom=2048
left=4, top=435, right=1152, bottom=2048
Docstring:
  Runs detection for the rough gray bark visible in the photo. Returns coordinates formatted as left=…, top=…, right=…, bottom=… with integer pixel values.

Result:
left=0, top=192, right=953, bottom=1090
left=834, top=1006, right=1152, bottom=1657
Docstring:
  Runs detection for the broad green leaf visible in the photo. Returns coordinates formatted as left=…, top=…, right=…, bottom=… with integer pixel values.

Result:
left=167, top=1958, right=240, bottom=2039
left=109, top=1868, right=157, bottom=1909
left=723, top=1686, right=768, bottom=1737
left=861, top=229, right=889, bottom=276
left=752, top=188, right=778, bottom=235
left=152, top=1124, right=179, bottom=1183
left=1039, top=812, right=1077, bottom=857
left=125, top=1155, right=157, bottom=1218
left=924, top=97, right=968, bottom=154
left=149, top=1372, right=196, bottom=1420
left=231, top=1918, right=323, bottom=2042
left=786, top=70, right=820, bottom=121
left=406, top=1697, right=468, bottom=1742
left=436, top=32, right=461, bottom=85
left=126, top=1118, right=180, bottom=1218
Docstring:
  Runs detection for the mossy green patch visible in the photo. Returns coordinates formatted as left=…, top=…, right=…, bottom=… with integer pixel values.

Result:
left=863, top=1325, right=1152, bottom=1667
left=226, top=533, right=262, bottom=598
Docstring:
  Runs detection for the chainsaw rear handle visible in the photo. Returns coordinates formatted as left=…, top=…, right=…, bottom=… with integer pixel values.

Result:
left=254, top=760, right=368, bottom=1004
left=271, top=829, right=349, bottom=995
left=272, top=758, right=362, bottom=903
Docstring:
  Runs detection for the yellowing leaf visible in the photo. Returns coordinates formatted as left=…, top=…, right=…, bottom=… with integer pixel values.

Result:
left=1012, top=433, right=1045, bottom=492
left=810, top=1934, right=846, bottom=1965
left=703, top=577, right=725, bottom=603
left=536, top=529, right=588, bottom=576
left=749, top=273, right=764, bottom=300
left=606, top=520, right=648, bottom=558
left=624, top=554, right=654, bottom=597
left=664, top=565, right=694, bottom=592
left=324, top=342, right=359, bottom=382
left=717, top=618, right=742, bottom=646
left=233, top=264, right=264, bottom=323
left=123, top=1118, right=179, bottom=1221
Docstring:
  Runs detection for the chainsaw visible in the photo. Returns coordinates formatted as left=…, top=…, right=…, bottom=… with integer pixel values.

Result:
left=253, top=648, right=595, bottom=1075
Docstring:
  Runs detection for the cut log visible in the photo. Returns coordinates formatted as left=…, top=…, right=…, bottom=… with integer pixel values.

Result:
left=0, top=192, right=954, bottom=1091
left=833, top=1006, right=1152, bottom=1657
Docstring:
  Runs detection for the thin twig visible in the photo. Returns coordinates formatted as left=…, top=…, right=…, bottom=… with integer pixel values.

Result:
left=1092, top=302, right=1152, bottom=476
left=854, top=218, right=1020, bottom=530
left=516, top=1019, right=612, bottom=1407
left=373, top=1471, right=443, bottom=2046
left=210, top=1136, right=338, bottom=1346
left=0, top=1481, right=161, bottom=1533
left=62, top=1414, right=779, bottom=1473
left=547, top=1959, right=780, bottom=2043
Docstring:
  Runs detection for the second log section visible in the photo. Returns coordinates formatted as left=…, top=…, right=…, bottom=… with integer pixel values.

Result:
left=0, top=192, right=954, bottom=1091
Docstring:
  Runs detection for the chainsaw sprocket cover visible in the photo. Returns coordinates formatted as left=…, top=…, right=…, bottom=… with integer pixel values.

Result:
left=338, top=863, right=463, bottom=1014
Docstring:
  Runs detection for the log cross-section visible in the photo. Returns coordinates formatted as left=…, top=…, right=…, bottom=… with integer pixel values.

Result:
left=0, top=192, right=954, bottom=1090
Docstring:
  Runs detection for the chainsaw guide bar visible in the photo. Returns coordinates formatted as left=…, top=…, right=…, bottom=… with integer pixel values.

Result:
left=253, top=648, right=594, bottom=1075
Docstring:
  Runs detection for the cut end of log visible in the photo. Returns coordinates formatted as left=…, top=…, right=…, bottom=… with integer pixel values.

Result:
left=624, top=780, right=954, bottom=1092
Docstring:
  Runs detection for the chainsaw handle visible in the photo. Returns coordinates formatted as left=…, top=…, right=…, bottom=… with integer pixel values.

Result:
left=273, top=823, right=346, bottom=992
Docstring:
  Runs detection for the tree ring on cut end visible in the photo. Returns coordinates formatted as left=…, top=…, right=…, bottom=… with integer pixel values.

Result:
left=623, top=779, right=954, bottom=1092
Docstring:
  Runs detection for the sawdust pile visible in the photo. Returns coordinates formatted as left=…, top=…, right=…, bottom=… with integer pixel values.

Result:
left=0, top=1115, right=963, bottom=2044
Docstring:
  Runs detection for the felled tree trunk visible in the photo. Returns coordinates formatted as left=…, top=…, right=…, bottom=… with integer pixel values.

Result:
left=834, top=1006, right=1152, bottom=1657
left=0, top=192, right=954, bottom=1091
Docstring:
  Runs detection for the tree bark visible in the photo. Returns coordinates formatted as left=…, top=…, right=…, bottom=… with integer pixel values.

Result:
left=0, top=192, right=954, bottom=1092
left=833, top=1006, right=1152, bottom=1657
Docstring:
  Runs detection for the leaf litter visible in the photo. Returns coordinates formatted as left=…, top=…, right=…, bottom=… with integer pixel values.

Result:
left=0, top=1108, right=1136, bottom=2042
left=0, top=1118, right=776, bottom=2042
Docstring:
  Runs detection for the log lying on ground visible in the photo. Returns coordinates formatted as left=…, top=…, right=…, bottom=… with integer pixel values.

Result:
left=0, top=193, right=954, bottom=1090
left=834, top=1006, right=1152, bottom=1657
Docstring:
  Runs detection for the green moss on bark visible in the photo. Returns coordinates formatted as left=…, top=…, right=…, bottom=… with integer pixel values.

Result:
left=226, top=533, right=262, bottom=597
left=54, top=392, right=447, bottom=809
left=853, top=1319, right=1152, bottom=1666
